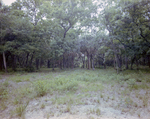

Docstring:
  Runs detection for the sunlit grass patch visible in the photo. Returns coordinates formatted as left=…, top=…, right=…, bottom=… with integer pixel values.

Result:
left=81, top=82, right=103, bottom=93
left=48, top=77, right=79, bottom=93
left=7, top=73, right=34, bottom=82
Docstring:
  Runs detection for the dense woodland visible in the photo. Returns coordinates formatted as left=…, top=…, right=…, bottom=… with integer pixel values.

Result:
left=0, top=0, right=150, bottom=73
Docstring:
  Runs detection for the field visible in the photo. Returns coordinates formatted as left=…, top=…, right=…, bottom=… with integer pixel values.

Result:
left=0, top=68, right=150, bottom=119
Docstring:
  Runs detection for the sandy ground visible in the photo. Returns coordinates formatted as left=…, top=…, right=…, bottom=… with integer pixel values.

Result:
left=0, top=74, right=150, bottom=119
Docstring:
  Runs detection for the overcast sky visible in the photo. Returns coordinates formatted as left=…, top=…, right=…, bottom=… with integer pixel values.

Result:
left=2, top=0, right=16, bottom=5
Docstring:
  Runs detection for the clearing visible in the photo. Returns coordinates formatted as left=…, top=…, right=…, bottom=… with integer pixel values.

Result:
left=0, top=68, right=150, bottom=119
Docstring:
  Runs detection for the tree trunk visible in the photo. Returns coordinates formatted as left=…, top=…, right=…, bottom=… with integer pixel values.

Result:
left=142, top=57, right=146, bottom=66
left=114, top=56, right=116, bottom=70
left=82, top=54, right=85, bottom=68
left=36, top=58, right=39, bottom=70
left=136, top=59, right=139, bottom=70
left=12, top=55, right=17, bottom=71
left=60, top=58, right=63, bottom=69
left=103, top=62, right=106, bottom=69
left=87, top=53, right=91, bottom=70
left=103, top=54, right=106, bottom=69
left=3, top=52, right=7, bottom=73
left=115, top=54, right=119, bottom=73
left=29, top=52, right=34, bottom=66
left=131, top=56, right=135, bottom=70
left=118, top=54, right=122, bottom=71
left=148, top=55, right=150, bottom=68
left=52, top=58, right=55, bottom=71
left=47, top=59, right=50, bottom=68
left=99, top=60, right=101, bottom=68
left=18, top=57, right=22, bottom=68
left=26, top=52, right=29, bottom=66
left=71, top=55, right=74, bottom=69
left=125, top=55, right=128, bottom=69
left=63, top=55, right=66, bottom=69
left=40, top=58, right=43, bottom=68
left=92, top=55, right=95, bottom=70
left=0, top=54, right=3, bottom=71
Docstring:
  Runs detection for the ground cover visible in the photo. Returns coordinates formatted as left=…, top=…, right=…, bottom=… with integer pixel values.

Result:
left=0, top=68, right=150, bottom=119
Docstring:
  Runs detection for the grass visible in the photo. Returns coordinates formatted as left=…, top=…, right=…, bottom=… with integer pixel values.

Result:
left=40, top=103, right=45, bottom=109
left=15, top=101, right=29, bottom=117
left=0, top=80, right=9, bottom=111
left=0, top=68, right=150, bottom=118
left=87, top=108, right=101, bottom=115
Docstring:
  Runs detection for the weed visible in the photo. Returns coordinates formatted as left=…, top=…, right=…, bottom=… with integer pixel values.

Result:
left=89, top=116, right=95, bottom=119
left=3, top=80, right=9, bottom=87
left=124, top=97, right=134, bottom=107
left=138, top=112, right=141, bottom=118
left=87, top=108, right=101, bottom=116
left=100, top=94, right=103, bottom=98
left=0, top=101, right=7, bottom=111
left=34, top=80, right=47, bottom=97
left=16, top=79, right=22, bottom=82
left=65, top=104, right=71, bottom=112
left=0, top=82, right=8, bottom=101
left=97, top=98, right=100, bottom=104
left=127, top=78, right=136, bottom=89
left=46, top=113, right=50, bottom=119
left=49, top=111, right=54, bottom=117
left=96, top=108, right=101, bottom=115
left=15, top=102, right=28, bottom=117
left=13, top=97, right=21, bottom=105
left=143, top=96, right=148, bottom=107
left=41, top=103, right=45, bottom=109
left=134, top=103, right=138, bottom=107
left=112, top=96, right=115, bottom=100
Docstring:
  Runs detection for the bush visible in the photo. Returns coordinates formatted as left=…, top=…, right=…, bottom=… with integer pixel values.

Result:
left=34, top=80, right=47, bottom=97
left=24, top=65, right=35, bottom=72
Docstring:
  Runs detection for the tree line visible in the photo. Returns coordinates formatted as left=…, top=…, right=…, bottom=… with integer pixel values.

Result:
left=0, top=0, right=150, bottom=72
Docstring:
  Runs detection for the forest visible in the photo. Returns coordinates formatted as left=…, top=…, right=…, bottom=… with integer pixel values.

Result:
left=0, top=0, right=150, bottom=72
left=0, top=0, right=150, bottom=119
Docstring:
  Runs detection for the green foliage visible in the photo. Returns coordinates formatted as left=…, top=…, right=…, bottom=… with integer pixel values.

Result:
left=0, top=81, right=8, bottom=101
left=50, top=77, right=79, bottom=92
left=34, top=80, right=48, bottom=97
left=15, top=102, right=29, bottom=117
left=24, top=65, right=35, bottom=72
left=0, top=68, right=150, bottom=118
left=0, top=83, right=8, bottom=111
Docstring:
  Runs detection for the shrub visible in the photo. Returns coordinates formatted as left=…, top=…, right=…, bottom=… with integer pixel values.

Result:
left=34, top=80, right=47, bottom=97
left=24, top=65, right=35, bottom=72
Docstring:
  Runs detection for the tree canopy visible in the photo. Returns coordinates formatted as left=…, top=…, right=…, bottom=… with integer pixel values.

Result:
left=0, top=0, right=150, bottom=72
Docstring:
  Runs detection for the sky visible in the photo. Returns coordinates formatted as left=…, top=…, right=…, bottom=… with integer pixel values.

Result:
left=2, top=0, right=16, bottom=6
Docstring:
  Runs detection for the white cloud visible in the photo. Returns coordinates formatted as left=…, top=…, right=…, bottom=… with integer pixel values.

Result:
left=2, top=0, right=16, bottom=6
